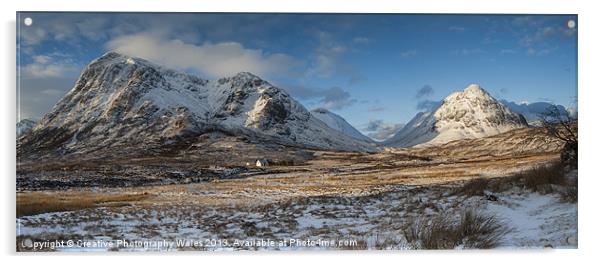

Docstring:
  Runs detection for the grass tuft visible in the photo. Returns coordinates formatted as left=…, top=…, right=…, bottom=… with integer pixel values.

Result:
left=403, top=209, right=512, bottom=249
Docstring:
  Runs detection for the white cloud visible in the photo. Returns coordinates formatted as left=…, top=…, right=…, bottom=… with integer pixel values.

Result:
left=76, top=17, right=110, bottom=41
left=361, top=119, right=405, bottom=141
left=32, top=55, right=51, bottom=64
left=106, top=33, right=299, bottom=78
left=319, top=86, right=356, bottom=110
left=19, top=15, right=115, bottom=46
left=512, top=16, right=576, bottom=56
left=49, top=21, right=79, bottom=42
left=367, top=106, right=385, bottom=112
left=526, top=46, right=558, bottom=56
left=40, top=89, right=65, bottom=95
left=353, top=37, right=371, bottom=44
left=451, top=48, right=486, bottom=56
left=448, top=26, right=466, bottom=32
left=283, top=85, right=356, bottom=110
left=500, top=49, right=517, bottom=54
left=400, top=49, right=418, bottom=58
left=306, top=31, right=349, bottom=78
left=21, top=53, right=80, bottom=78
left=20, top=52, right=81, bottom=78
left=20, top=27, right=47, bottom=45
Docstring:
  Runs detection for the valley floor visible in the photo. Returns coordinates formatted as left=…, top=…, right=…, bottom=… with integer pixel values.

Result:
left=15, top=147, right=577, bottom=251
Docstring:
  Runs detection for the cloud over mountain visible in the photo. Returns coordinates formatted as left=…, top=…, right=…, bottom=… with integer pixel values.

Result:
left=283, top=85, right=356, bottom=110
left=106, top=33, right=300, bottom=78
left=362, top=119, right=405, bottom=141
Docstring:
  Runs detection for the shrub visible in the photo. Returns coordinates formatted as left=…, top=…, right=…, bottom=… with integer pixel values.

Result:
left=454, top=177, right=490, bottom=197
left=560, top=186, right=578, bottom=203
left=519, top=162, right=566, bottom=192
left=241, top=221, right=258, bottom=237
left=454, top=161, right=577, bottom=203
left=403, top=209, right=511, bottom=249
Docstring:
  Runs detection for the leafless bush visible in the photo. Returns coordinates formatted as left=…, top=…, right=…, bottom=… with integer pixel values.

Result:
left=538, top=105, right=577, bottom=167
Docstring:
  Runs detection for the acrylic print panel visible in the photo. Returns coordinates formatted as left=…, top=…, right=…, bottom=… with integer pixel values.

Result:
left=16, top=12, right=578, bottom=251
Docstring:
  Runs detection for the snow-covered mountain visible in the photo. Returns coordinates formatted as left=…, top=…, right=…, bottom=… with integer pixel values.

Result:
left=385, top=84, right=528, bottom=148
left=311, top=108, right=373, bottom=142
left=500, top=100, right=570, bottom=124
left=16, top=119, right=36, bottom=137
left=19, top=52, right=377, bottom=155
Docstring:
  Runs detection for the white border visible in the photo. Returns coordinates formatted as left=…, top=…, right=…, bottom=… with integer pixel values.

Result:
left=2, top=0, right=601, bottom=263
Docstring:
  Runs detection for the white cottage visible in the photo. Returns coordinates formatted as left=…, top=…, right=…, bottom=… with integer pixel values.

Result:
left=255, top=159, right=269, bottom=167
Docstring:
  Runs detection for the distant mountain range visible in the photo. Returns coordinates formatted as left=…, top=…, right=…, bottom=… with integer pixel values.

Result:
left=499, top=100, right=573, bottom=125
left=17, top=52, right=573, bottom=155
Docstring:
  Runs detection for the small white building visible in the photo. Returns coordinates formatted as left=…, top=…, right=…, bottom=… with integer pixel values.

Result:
left=255, top=159, right=268, bottom=167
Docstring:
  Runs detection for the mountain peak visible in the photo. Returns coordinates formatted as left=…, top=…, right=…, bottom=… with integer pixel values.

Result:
left=92, top=51, right=154, bottom=67
left=101, top=51, right=125, bottom=58
left=385, top=83, right=528, bottom=148
left=461, top=83, right=489, bottom=97
left=442, top=83, right=493, bottom=104
left=465, top=83, right=482, bottom=91
left=233, top=71, right=260, bottom=80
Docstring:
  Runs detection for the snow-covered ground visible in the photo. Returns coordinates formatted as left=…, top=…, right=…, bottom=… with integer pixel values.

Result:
left=16, top=183, right=576, bottom=251
left=481, top=192, right=577, bottom=248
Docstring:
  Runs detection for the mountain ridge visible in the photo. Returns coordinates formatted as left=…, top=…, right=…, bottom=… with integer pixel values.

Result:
left=18, top=52, right=378, bottom=157
left=500, top=100, right=571, bottom=125
left=310, top=108, right=373, bottom=142
left=18, top=52, right=542, bottom=155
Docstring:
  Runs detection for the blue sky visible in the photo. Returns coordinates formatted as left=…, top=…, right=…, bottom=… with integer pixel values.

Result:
left=17, top=13, right=577, bottom=139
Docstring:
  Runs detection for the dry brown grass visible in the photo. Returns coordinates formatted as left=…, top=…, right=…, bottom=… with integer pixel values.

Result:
left=518, top=162, right=567, bottom=192
left=454, top=161, right=577, bottom=203
left=454, top=178, right=490, bottom=196
left=403, top=209, right=511, bottom=249
left=16, top=191, right=150, bottom=217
